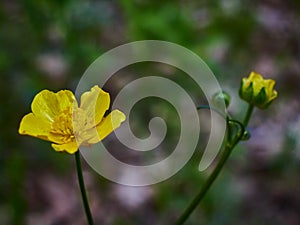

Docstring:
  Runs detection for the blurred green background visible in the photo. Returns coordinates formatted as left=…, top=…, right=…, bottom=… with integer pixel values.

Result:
left=1, top=0, right=300, bottom=224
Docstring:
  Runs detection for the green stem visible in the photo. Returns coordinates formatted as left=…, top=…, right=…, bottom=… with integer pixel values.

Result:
left=243, top=104, right=254, bottom=127
left=75, top=151, right=94, bottom=225
left=174, top=104, right=254, bottom=225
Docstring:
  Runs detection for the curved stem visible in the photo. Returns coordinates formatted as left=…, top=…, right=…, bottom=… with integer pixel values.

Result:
left=197, top=105, right=226, bottom=119
left=75, top=151, right=94, bottom=225
left=174, top=105, right=254, bottom=225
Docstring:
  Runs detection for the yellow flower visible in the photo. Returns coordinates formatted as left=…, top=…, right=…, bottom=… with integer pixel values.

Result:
left=239, top=71, right=278, bottom=109
left=19, top=85, right=126, bottom=154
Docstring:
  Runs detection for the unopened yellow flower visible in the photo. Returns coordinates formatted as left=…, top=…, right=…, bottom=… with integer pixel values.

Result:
left=239, top=72, right=277, bottom=109
left=19, top=86, right=126, bottom=154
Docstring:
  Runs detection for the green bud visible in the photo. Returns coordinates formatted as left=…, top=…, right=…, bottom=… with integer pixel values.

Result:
left=240, top=130, right=251, bottom=141
left=213, top=91, right=231, bottom=108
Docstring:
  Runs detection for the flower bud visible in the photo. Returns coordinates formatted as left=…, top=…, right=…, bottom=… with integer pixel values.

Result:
left=240, top=130, right=251, bottom=141
left=239, top=72, right=277, bottom=109
left=213, top=91, right=231, bottom=108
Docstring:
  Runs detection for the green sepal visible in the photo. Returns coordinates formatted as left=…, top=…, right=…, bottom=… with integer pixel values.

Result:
left=254, top=87, right=267, bottom=107
left=257, top=99, right=273, bottom=109
left=240, top=81, right=253, bottom=102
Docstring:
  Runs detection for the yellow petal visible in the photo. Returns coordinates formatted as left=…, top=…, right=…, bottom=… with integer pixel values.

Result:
left=249, top=72, right=263, bottom=82
left=51, top=141, right=78, bottom=154
left=87, top=110, right=126, bottom=144
left=80, top=86, right=110, bottom=127
left=31, top=89, right=76, bottom=123
left=264, top=79, right=275, bottom=98
left=56, top=90, right=77, bottom=111
left=18, top=113, right=52, bottom=141
left=248, top=71, right=258, bottom=80
left=241, top=77, right=250, bottom=91
left=269, top=90, right=278, bottom=101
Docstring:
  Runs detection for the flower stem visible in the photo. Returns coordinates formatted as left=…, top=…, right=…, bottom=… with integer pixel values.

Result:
left=75, top=151, right=94, bottom=225
left=174, top=104, right=254, bottom=225
left=243, top=104, right=254, bottom=127
left=174, top=137, right=240, bottom=225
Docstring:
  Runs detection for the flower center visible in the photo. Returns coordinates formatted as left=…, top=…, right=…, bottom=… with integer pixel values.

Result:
left=50, top=107, right=75, bottom=142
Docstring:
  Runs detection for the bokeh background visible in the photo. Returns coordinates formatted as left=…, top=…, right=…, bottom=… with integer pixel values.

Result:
left=1, top=0, right=300, bottom=224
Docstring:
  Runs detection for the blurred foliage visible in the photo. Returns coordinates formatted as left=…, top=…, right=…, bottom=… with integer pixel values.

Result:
left=1, top=0, right=300, bottom=225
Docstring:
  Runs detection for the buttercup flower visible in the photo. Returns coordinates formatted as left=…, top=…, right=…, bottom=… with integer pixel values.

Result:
left=239, top=71, right=277, bottom=109
left=19, top=86, right=126, bottom=154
